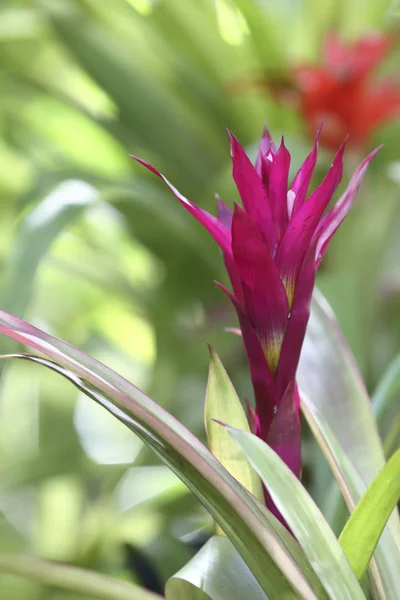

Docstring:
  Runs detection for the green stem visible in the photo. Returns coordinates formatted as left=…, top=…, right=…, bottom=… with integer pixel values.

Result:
left=0, top=555, right=164, bottom=600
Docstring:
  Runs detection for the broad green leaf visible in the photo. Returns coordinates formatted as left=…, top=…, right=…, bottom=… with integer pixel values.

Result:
left=339, top=449, right=400, bottom=581
left=0, top=322, right=317, bottom=600
left=299, top=293, right=388, bottom=488
left=205, top=346, right=263, bottom=526
left=299, top=292, right=400, bottom=549
left=0, top=180, right=96, bottom=321
left=165, top=536, right=267, bottom=600
left=252, top=498, right=330, bottom=600
left=227, top=426, right=366, bottom=600
left=301, top=401, right=400, bottom=599
left=0, top=554, right=163, bottom=600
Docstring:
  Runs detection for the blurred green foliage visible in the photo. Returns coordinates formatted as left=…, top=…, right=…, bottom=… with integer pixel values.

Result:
left=0, top=0, right=399, bottom=597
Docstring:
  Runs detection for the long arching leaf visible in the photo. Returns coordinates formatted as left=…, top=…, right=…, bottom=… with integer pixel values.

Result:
left=0, top=316, right=318, bottom=600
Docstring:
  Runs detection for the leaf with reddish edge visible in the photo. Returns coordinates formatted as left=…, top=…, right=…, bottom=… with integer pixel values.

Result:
left=215, top=282, right=278, bottom=438
left=268, top=138, right=291, bottom=238
left=289, top=127, right=320, bottom=217
left=276, top=143, right=345, bottom=301
left=255, top=125, right=276, bottom=179
left=0, top=315, right=318, bottom=600
left=314, top=146, right=382, bottom=265
left=231, top=205, right=289, bottom=372
left=130, top=155, right=231, bottom=255
left=228, top=132, right=278, bottom=255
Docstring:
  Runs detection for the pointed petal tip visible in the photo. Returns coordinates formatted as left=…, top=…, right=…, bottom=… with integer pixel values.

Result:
left=314, top=123, right=323, bottom=144
left=224, top=327, right=242, bottom=336
left=371, top=144, right=383, bottom=157
left=214, top=280, right=234, bottom=300
left=226, top=128, right=236, bottom=143
left=262, top=123, right=272, bottom=135
left=232, top=201, right=245, bottom=218
left=129, top=153, right=157, bottom=172
left=227, top=129, right=240, bottom=158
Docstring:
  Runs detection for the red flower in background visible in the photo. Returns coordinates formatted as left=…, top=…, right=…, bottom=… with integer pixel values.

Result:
left=131, top=129, right=378, bottom=522
left=236, top=33, right=400, bottom=150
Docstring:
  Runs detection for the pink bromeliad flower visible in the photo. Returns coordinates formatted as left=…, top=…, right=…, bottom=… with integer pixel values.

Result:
left=131, top=129, right=378, bottom=517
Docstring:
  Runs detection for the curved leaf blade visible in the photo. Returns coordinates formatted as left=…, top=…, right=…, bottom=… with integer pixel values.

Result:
left=205, top=347, right=263, bottom=513
left=227, top=426, right=366, bottom=600
left=299, top=292, right=400, bottom=548
left=339, top=449, right=400, bottom=581
left=0, top=315, right=317, bottom=600
left=298, top=293, right=387, bottom=485
left=165, top=536, right=267, bottom=600
left=301, top=398, right=400, bottom=599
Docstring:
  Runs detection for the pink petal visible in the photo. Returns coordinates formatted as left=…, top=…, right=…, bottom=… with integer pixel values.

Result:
left=255, top=125, right=276, bottom=178
left=276, top=143, right=345, bottom=303
left=131, top=155, right=232, bottom=255
left=231, top=205, right=289, bottom=371
left=289, top=126, right=321, bottom=218
left=216, top=281, right=278, bottom=437
left=268, top=137, right=291, bottom=237
left=216, top=195, right=233, bottom=230
left=314, top=146, right=380, bottom=265
left=266, top=381, right=301, bottom=478
left=215, top=195, right=243, bottom=299
left=276, top=241, right=318, bottom=397
left=228, top=132, right=278, bottom=255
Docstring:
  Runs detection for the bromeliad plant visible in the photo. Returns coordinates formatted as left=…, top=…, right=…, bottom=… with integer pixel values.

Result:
left=132, top=127, right=379, bottom=522
left=0, top=128, right=399, bottom=600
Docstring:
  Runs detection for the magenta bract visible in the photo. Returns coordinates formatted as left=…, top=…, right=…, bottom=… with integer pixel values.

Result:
left=131, top=129, right=379, bottom=516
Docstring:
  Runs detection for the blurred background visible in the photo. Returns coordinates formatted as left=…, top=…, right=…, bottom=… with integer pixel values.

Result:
left=0, top=0, right=400, bottom=597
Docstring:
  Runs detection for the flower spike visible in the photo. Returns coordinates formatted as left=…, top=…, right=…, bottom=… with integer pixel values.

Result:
left=132, top=128, right=378, bottom=524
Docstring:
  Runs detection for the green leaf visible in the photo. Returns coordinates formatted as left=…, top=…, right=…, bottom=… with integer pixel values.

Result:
left=0, top=554, right=163, bottom=600
left=299, top=292, right=400, bottom=557
left=299, top=293, right=389, bottom=489
left=205, top=347, right=263, bottom=524
left=338, top=449, right=400, bottom=581
left=227, top=426, right=366, bottom=600
left=165, top=536, right=267, bottom=600
left=0, top=319, right=317, bottom=600
left=301, top=396, right=400, bottom=599
left=0, top=180, right=96, bottom=321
